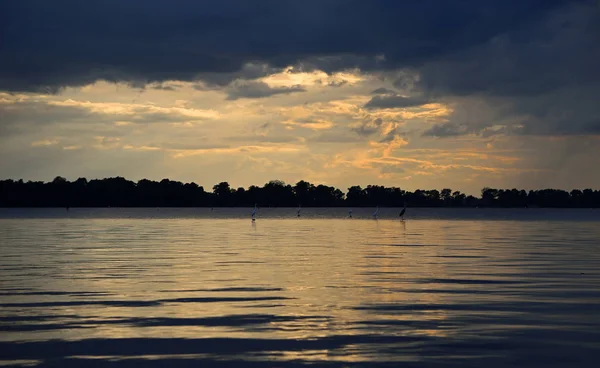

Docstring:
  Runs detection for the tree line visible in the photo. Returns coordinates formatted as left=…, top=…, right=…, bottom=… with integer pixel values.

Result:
left=1, top=176, right=600, bottom=208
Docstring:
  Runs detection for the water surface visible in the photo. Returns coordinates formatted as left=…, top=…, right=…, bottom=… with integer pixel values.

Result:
left=1, top=208, right=599, bottom=367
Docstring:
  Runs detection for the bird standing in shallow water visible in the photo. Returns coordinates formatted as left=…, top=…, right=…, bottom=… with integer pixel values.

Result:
left=399, top=204, right=406, bottom=220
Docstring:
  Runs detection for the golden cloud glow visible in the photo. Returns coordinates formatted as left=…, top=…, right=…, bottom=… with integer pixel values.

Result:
left=170, top=144, right=306, bottom=158
left=62, top=145, right=82, bottom=150
left=119, top=142, right=308, bottom=158
left=1, top=71, right=570, bottom=195
left=282, top=119, right=334, bottom=130
left=261, top=68, right=365, bottom=88
left=367, top=136, right=409, bottom=157
left=48, top=99, right=220, bottom=120
left=123, top=145, right=162, bottom=151
left=31, top=139, right=59, bottom=147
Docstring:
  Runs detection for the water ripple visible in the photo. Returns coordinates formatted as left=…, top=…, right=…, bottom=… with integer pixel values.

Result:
left=1, top=208, right=600, bottom=367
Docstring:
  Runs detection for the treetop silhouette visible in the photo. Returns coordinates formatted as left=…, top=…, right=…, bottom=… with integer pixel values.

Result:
left=1, top=177, right=599, bottom=208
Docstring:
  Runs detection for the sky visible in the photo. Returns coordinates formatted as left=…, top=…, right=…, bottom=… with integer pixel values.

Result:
left=1, top=0, right=599, bottom=195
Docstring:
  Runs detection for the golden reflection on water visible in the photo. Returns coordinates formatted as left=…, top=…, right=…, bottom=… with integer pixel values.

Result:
left=1, top=210, right=600, bottom=366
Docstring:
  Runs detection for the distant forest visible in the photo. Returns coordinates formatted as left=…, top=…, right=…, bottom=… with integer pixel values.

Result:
left=1, top=177, right=600, bottom=208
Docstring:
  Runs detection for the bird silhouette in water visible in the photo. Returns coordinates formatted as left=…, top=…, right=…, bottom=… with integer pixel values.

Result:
left=399, top=206, right=406, bottom=220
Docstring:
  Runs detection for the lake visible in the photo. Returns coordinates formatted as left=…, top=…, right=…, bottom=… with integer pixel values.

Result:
left=1, top=208, right=599, bottom=367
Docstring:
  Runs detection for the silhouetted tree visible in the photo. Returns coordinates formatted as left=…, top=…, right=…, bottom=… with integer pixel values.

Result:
left=451, top=191, right=466, bottom=206
left=441, top=188, right=452, bottom=206
left=213, top=182, right=233, bottom=206
left=263, top=180, right=295, bottom=207
left=346, top=186, right=365, bottom=207
left=293, top=180, right=315, bottom=206
left=1, top=177, right=599, bottom=208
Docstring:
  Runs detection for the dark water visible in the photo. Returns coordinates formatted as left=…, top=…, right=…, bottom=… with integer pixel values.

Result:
left=1, top=208, right=599, bottom=367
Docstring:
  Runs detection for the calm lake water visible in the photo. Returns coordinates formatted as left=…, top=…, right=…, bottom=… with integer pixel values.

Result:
left=1, top=208, right=599, bottom=367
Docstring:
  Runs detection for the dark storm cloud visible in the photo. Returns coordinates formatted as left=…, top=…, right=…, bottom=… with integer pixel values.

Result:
left=225, top=81, right=305, bottom=100
left=418, top=1, right=600, bottom=137
left=0, top=0, right=570, bottom=92
left=2, top=0, right=597, bottom=137
left=192, top=63, right=283, bottom=90
left=416, top=3, right=599, bottom=98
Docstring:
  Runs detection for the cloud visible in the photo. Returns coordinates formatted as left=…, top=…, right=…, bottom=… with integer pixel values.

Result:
left=415, top=1, right=600, bottom=137
left=364, top=94, right=430, bottom=109
left=327, top=80, right=347, bottom=88
left=309, top=132, right=364, bottom=144
left=371, top=87, right=396, bottom=95
left=0, top=1, right=570, bottom=92
left=49, top=99, right=219, bottom=121
left=352, top=118, right=384, bottom=137
left=193, top=63, right=284, bottom=90
left=0, top=95, right=219, bottom=140
left=93, top=136, right=122, bottom=150
left=124, top=142, right=229, bottom=151
left=322, top=146, right=539, bottom=188
left=227, top=134, right=301, bottom=144
left=1, top=1, right=598, bottom=193
left=150, top=83, right=178, bottom=91
left=379, top=165, right=405, bottom=174
left=282, top=119, right=334, bottom=131
left=169, top=143, right=306, bottom=158
left=423, top=123, right=470, bottom=137
left=225, top=81, right=306, bottom=100
left=379, top=127, right=406, bottom=143
left=31, top=139, right=59, bottom=147
left=62, top=145, right=82, bottom=150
